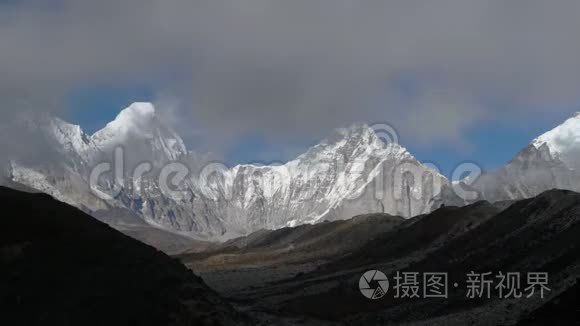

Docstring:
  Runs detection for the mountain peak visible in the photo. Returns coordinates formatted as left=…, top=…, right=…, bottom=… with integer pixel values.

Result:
left=526, top=111, right=580, bottom=172
left=110, top=102, right=156, bottom=129
left=90, top=102, right=187, bottom=161
left=91, top=102, right=159, bottom=144
left=331, top=123, right=399, bottom=149
left=335, top=123, right=374, bottom=137
left=123, top=102, right=156, bottom=116
left=532, top=112, right=580, bottom=157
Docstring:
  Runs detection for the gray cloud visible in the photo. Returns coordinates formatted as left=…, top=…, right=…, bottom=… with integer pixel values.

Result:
left=2, top=0, right=580, bottom=158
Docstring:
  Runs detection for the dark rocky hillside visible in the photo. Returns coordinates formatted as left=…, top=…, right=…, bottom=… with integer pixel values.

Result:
left=180, top=213, right=404, bottom=271
left=184, top=190, right=580, bottom=325
left=0, top=187, right=248, bottom=326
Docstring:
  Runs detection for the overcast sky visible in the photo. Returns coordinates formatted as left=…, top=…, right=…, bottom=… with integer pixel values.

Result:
left=2, top=0, right=580, bottom=171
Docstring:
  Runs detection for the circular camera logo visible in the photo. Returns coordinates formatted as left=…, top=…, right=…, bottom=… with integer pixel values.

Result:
left=359, top=270, right=389, bottom=300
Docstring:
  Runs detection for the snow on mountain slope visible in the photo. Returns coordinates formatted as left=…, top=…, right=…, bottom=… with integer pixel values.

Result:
left=532, top=112, right=580, bottom=170
left=47, top=117, right=99, bottom=163
left=92, top=102, right=187, bottom=163
left=92, top=102, right=157, bottom=143
left=2, top=105, right=201, bottom=237
left=3, top=114, right=108, bottom=212
left=1, top=104, right=449, bottom=240
left=14, top=103, right=580, bottom=241
left=198, top=124, right=448, bottom=238
left=470, top=112, right=580, bottom=202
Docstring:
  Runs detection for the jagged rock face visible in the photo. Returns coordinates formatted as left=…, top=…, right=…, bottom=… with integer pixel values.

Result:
left=91, top=102, right=187, bottom=165
left=2, top=103, right=447, bottom=240
left=470, top=114, right=580, bottom=202
left=201, top=125, right=447, bottom=238
left=0, top=187, right=247, bottom=325
left=6, top=102, right=580, bottom=240
left=2, top=114, right=107, bottom=212
left=532, top=112, right=580, bottom=170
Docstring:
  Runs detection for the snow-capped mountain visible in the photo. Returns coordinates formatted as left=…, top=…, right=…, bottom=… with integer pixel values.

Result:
left=469, top=113, right=580, bottom=201
left=92, top=102, right=188, bottom=164
left=532, top=112, right=580, bottom=171
left=7, top=102, right=580, bottom=241
left=199, top=124, right=447, bottom=238
left=2, top=114, right=106, bottom=211
left=1, top=103, right=447, bottom=240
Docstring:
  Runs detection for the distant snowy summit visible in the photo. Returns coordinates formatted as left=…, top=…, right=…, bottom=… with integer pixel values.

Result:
left=92, top=102, right=158, bottom=145
left=92, top=102, right=187, bottom=162
left=532, top=112, right=580, bottom=170
left=3, top=103, right=580, bottom=240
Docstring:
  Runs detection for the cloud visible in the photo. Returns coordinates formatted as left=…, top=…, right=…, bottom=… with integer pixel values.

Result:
left=2, top=0, right=580, bottom=156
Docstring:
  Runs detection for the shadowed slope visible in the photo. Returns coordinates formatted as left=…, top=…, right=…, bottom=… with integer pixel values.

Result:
left=181, top=213, right=404, bottom=271
left=184, top=190, right=580, bottom=325
left=0, top=187, right=248, bottom=326
left=282, top=190, right=580, bottom=324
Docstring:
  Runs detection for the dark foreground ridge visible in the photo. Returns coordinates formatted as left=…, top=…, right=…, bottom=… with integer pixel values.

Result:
left=2, top=183, right=579, bottom=325
left=0, top=187, right=248, bottom=326
left=184, top=189, right=580, bottom=325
